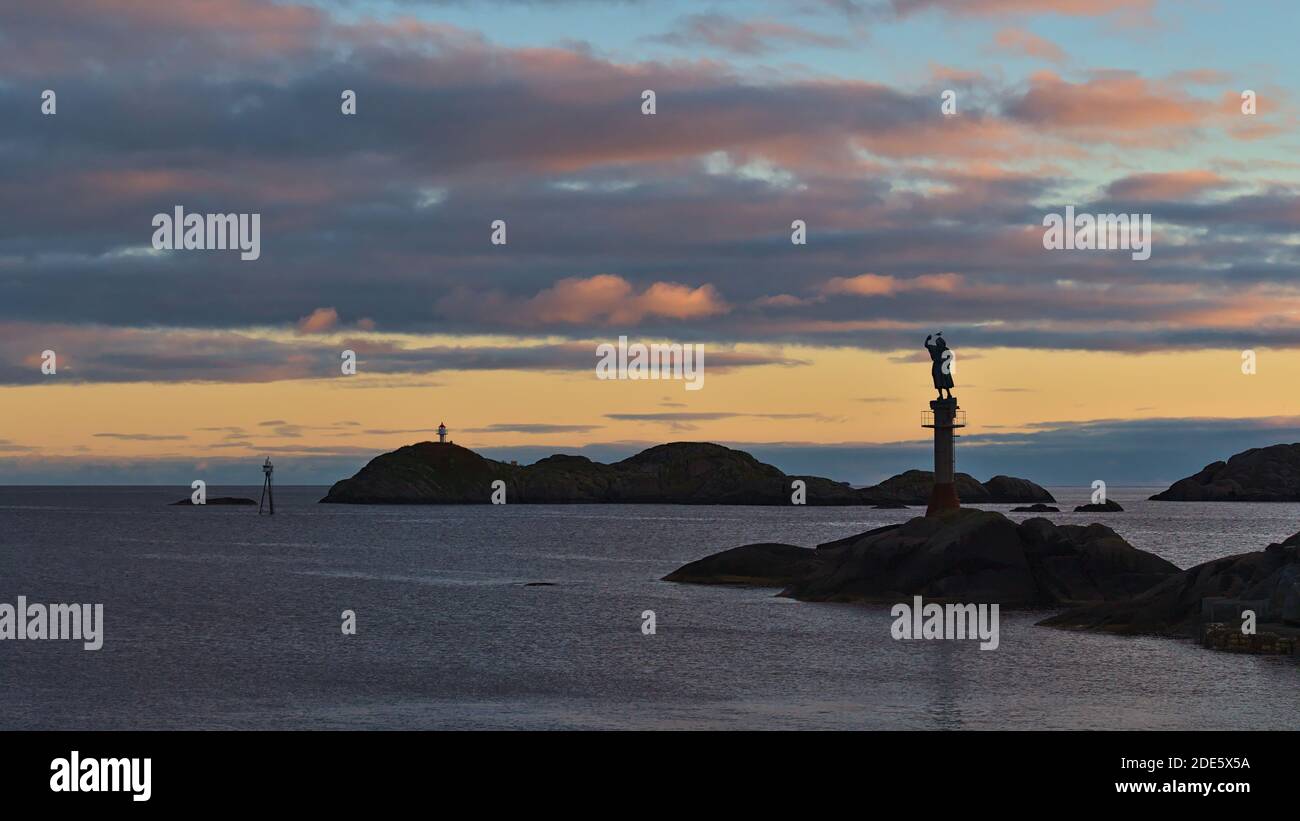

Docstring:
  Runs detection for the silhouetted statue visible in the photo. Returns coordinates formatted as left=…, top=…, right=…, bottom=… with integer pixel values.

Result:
left=925, top=333, right=954, bottom=400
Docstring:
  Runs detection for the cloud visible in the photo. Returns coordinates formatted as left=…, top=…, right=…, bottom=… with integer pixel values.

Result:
left=650, top=13, right=855, bottom=55
left=462, top=423, right=604, bottom=434
left=605, top=411, right=836, bottom=422
left=0, top=0, right=1294, bottom=360
left=0, top=321, right=800, bottom=385
left=1005, top=71, right=1208, bottom=143
left=991, top=28, right=1066, bottom=63
left=439, top=275, right=730, bottom=327
left=296, top=308, right=340, bottom=335
left=890, top=0, right=1153, bottom=19
left=1104, top=170, right=1230, bottom=201
left=821, top=273, right=963, bottom=297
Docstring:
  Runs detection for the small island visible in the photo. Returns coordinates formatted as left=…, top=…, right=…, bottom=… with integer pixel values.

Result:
left=664, top=510, right=1299, bottom=657
left=320, top=441, right=1054, bottom=506
left=1074, top=500, right=1123, bottom=512
left=663, top=509, right=1178, bottom=606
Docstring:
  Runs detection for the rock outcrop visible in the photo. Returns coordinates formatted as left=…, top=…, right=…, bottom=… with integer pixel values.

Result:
left=859, top=469, right=1055, bottom=505
left=984, top=475, right=1057, bottom=503
left=1074, top=500, right=1123, bottom=512
left=663, top=510, right=1177, bottom=606
left=321, top=441, right=1054, bottom=506
left=1150, top=443, right=1300, bottom=501
left=1013, top=504, right=1059, bottom=512
left=170, top=497, right=257, bottom=506
left=1040, top=532, right=1300, bottom=637
left=663, top=543, right=819, bottom=586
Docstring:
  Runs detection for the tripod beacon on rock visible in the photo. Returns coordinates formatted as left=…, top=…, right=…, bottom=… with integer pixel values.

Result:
left=259, top=457, right=274, bottom=515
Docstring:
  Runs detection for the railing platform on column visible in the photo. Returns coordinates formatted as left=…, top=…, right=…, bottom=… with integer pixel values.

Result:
left=921, top=409, right=966, bottom=428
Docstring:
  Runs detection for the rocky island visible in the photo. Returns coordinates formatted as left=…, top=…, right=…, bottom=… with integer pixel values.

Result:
left=1074, top=500, right=1123, bottom=512
left=664, top=509, right=1177, bottom=606
left=320, top=441, right=1054, bottom=505
left=1150, top=442, right=1300, bottom=501
left=861, top=469, right=1056, bottom=505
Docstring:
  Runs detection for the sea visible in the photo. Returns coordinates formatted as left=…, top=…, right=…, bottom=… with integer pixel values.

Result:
left=1, top=485, right=1296, bottom=730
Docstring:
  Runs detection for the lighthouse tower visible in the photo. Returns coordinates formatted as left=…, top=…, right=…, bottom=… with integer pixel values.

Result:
left=437, top=422, right=448, bottom=444
left=922, top=398, right=965, bottom=517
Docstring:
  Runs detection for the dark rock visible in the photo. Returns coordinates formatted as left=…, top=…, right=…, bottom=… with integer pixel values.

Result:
left=661, top=543, right=818, bottom=586
left=861, top=469, right=1055, bottom=505
left=1013, top=504, right=1059, bottom=512
left=813, top=523, right=904, bottom=552
left=984, top=475, right=1057, bottom=503
left=871, top=501, right=909, bottom=509
left=1150, top=443, right=1300, bottom=501
left=170, top=497, right=257, bottom=506
left=665, top=510, right=1177, bottom=606
left=1040, top=532, right=1300, bottom=636
left=1074, top=500, right=1123, bottom=512
left=863, top=469, right=993, bottom=503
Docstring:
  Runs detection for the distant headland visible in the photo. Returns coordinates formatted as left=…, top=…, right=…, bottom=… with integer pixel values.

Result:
left=1151, top=443, right=1300, bottom=501
left=319, top=441, right=1054, bottom=506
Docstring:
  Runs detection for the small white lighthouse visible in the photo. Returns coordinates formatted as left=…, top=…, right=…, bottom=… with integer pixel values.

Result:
left=437, top=422, right=448, bottom=444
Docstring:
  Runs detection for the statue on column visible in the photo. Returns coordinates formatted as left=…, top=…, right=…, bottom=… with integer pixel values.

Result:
left=924, top=333, right=954, bottom=401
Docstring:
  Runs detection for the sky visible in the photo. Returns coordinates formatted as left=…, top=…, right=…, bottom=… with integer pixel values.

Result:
left=1, top=0, right=1299, bottom=486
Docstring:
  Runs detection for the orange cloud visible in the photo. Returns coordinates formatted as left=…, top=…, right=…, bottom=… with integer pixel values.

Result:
left=1009, top=71, right=1208, bottom=143
left=821, top=273, right=963, bottom=297
left=296, top=308, right=339, bottom=334
left=441, top=275, right=730, bottom=327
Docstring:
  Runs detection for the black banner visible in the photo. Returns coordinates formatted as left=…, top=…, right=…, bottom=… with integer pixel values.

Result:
left=2, top=730, right=1288, bottom=809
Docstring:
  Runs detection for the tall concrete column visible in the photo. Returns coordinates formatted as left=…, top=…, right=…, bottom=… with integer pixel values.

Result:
left=925, top=398, right=963, bottom=517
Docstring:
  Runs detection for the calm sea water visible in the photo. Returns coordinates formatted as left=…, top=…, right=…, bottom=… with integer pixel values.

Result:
left=0, top=485, right=1296, bottom=730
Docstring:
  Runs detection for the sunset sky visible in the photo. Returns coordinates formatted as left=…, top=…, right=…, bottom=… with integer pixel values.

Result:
left=2, top=0, right=1299, bottom=485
